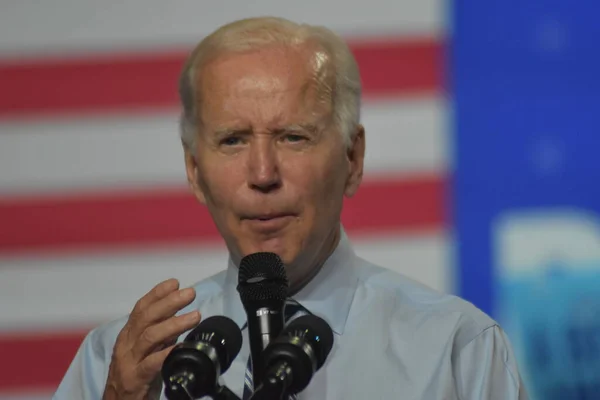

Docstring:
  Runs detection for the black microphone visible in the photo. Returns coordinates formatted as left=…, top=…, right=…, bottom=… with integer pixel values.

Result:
left=251, top=314, right=334, bottom=399
left=161, top=315, right=243, bottom=400
left=236, top=252, right=289, bottom=390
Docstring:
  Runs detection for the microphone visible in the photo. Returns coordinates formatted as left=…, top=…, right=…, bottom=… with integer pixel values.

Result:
left=161, top=315, right=243, bottom=400
left=236, top=252, right=289, bottom=390
left=252, top=315, right=334, bottom=398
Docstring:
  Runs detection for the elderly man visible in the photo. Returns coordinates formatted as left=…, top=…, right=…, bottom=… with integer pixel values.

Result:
left=55, top=17, right=527, bottom=400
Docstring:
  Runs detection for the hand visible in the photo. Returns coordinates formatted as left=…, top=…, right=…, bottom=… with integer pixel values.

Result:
left=102, top=278, right=201, bottom=400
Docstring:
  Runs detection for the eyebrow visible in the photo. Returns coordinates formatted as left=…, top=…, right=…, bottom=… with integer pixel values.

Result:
left=275, top=123, right=319, bottom=134
left=212, top=127, right=251, bottom=138
left=213, top=123, right=320, bottom=137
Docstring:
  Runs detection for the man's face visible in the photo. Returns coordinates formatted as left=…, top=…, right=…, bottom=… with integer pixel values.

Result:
left=184, top=44, right=364, bottom=279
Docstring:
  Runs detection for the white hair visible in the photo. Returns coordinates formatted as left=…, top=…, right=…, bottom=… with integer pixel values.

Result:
left=178, top=16, right=362, bottom=150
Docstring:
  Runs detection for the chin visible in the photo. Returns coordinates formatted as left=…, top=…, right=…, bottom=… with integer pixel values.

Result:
left=240, top=237, right=298, bottom=265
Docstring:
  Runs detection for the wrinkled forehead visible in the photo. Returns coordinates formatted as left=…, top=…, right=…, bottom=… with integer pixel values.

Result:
left=197, top=44, right=335, bottom=123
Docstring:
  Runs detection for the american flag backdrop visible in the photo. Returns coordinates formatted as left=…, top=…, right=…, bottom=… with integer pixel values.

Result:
left=0, top=1, right=448, bottom=398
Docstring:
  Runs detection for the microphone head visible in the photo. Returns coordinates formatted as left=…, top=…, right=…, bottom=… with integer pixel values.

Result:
left=161, top=315, right=243, bottom=399
left=184, top=315, right=243, bottom=372
left=261, top=314, right=335, bottom=393
left=283, top=314, right=334, bottom=368
left=237, top=252, right=289, bottom=303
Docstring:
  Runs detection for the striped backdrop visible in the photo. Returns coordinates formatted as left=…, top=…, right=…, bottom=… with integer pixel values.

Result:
left=0, top=0, right=448, bottom=397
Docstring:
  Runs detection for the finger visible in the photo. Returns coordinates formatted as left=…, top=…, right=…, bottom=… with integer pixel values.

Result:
left=132, top=278, right=180, bottom=314
left=133, top=310, right=201, bottom=359
left=131, top=287, right=196, bottom=333
left=151, top=329, right=181, bottom=354
left=137, top=343, right=178, bottom=382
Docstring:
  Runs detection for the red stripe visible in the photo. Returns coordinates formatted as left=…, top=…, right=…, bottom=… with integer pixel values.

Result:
left=0, top=175, right=445, bottom=255
left=0, top=330, right=89, bottom=392
left=0, top=38, right=441, bottom=118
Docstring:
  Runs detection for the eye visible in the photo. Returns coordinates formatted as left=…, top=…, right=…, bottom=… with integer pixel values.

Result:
left=283, top=134, right=307, bottom=143
left=221, top=136, right=242, bottom=146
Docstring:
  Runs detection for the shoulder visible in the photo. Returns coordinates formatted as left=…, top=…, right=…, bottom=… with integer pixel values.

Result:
left=345, top=258, right=527, bottom=398
left=354, top=257, right=498, bottom=351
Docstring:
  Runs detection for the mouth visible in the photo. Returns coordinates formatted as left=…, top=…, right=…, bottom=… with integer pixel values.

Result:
left=242, top=213, right=296, bottom=232
left=243, top=211, right=295, bottom=220
left=253, top=213, right=292, bottom=221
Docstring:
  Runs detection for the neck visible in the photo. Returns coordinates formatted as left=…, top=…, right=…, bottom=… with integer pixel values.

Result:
left=287, top=225, right=341, bottom=296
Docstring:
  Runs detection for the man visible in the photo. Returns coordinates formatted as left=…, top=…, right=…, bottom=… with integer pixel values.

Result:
left=54, top=17, right=527, bottom=399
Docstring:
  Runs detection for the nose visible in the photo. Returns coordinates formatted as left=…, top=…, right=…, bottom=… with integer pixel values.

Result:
left=246, top=137, right=282, bottom=193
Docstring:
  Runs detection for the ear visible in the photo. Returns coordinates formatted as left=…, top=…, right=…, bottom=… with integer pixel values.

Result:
left=344, top=124, right=365, bottom=198
left=184, top=146, right=207, bottom=205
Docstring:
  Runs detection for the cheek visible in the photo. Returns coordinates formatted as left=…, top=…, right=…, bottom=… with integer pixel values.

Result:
left=286, top=153, right=347, bottom=209
left=198, top=160, right=244, bottom=206
left=319, top=157, right=349, bottom=209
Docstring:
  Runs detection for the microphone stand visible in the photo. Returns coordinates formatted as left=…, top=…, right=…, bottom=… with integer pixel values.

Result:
left=164, top=382, right=240, bottom=400
left=247, top=362, right=293, bottom=400
left=213, top=384, right=241, bottom=400
left=247, top=385, right=285, bottom=400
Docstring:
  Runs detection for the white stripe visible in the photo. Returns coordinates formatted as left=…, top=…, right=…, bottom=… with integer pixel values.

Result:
left=0, top=0, right=443, bottom=57
left=0, top=96, right=446, bottom=195
left=362, top=96, right=448, bottom=176
left=0, top=231, right=450, bottom=332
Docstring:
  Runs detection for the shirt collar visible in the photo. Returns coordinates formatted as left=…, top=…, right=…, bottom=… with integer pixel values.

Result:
left=222, top=227, right=359, bottom=335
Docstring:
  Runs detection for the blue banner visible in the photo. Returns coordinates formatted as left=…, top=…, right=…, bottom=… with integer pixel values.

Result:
left=450, top=1, right=600, bottom=398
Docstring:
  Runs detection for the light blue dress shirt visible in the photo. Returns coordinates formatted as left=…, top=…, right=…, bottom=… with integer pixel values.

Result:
left=54, top=229, right=528, bottom=399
